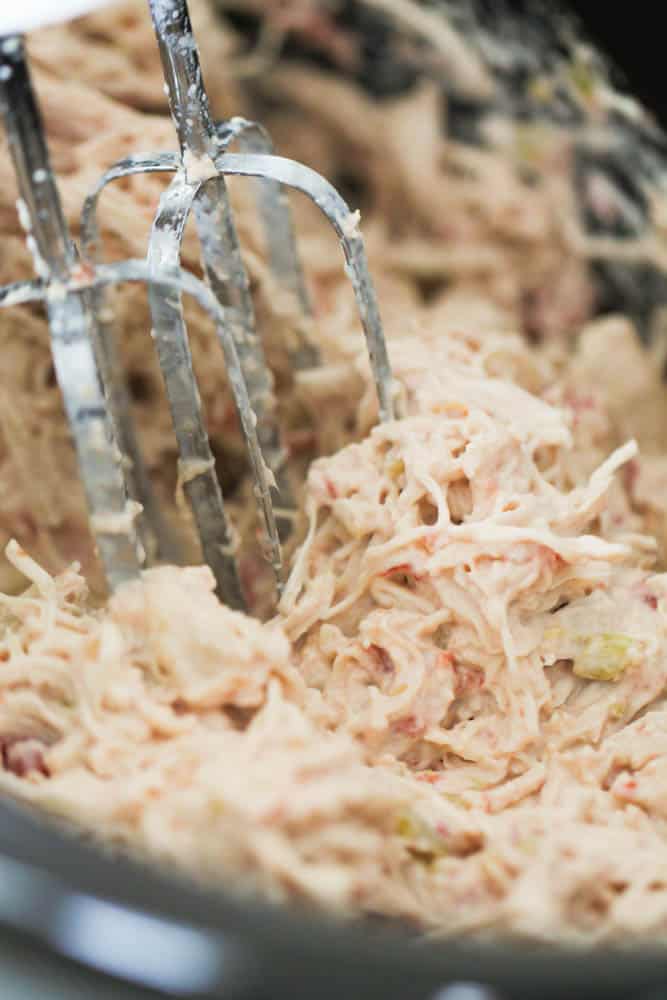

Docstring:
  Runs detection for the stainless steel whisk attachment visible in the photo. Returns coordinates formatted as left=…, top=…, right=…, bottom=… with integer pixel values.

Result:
left=0, top=0, right=395, bottom=611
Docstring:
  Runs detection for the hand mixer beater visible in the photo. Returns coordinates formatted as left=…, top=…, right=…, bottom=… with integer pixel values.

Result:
left=0, top=0, right=395, bottom=610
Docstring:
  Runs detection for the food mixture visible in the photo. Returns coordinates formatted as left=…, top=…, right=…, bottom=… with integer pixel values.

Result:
left=5, top=0, right=667, bottom=946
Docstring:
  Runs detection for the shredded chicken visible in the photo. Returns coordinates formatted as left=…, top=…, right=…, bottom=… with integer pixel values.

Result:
left=4, top=317, right=667, bottom=944
left=5, top=0, right=667, bottom=949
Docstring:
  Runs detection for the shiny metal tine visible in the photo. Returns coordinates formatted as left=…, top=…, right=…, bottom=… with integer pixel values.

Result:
left=78, top=140, right=287, bottom=595
left=147, top=177, right=247, bottom=609
left=80, top=153, right=180, bottom=261
left=79, top=153, right=183, bottom=567
left=0, top=278, right=43, bottom=308
left=85, top=279, right=179, bottom=566
left=86, top=260, right=282, bottom=589
left=147, top=0, right=297, bottom=541
left=214, top=117, right=319, bottom=371
left=0, top=35, right=142, bottom=590
left=89, top=258, right=283, bottom=592
left=214, top=152, right=396, bottom=423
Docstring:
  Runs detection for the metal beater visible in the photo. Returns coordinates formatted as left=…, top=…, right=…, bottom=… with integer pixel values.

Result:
left=0, top=0, right=395, bottom=611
